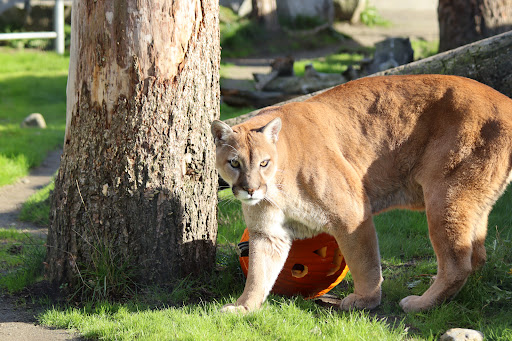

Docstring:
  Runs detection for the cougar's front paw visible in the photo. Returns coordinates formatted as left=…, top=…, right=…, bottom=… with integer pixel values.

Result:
left=340, top=293, right=381, bottom=311
left=399, top=295, right=434, bottom=313
left=219, top=303, right=248, bottom=314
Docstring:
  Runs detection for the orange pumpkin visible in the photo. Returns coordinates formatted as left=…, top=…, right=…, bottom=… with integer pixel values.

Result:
left=238, top=228, right=349, bottom=299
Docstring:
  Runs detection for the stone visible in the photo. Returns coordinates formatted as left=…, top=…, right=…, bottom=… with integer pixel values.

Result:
left=361, top=37, right=414, bottom=76
left=20, top=113, right=47, bottom=128
left=440, top=328, right=484, bottom=341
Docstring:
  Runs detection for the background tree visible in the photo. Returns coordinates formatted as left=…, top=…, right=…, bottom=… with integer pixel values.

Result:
left=46, top=0, right=220, bottom=292
left=438, top=0, right=512, bottom=51
left=252, top=0, right=280, bottom=31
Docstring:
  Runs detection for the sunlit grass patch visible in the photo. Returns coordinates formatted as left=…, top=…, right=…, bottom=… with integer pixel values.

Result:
left=0, top=48, right=68, bottom=187
left=294, top=52, right=365, bottom=76
left=410, top=39, right=439, bottom=60
left=40, top=298, right=410, bottom=341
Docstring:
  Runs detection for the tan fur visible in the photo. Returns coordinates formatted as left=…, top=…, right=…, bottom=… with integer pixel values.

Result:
left=211, top=75, right=512, bottom=313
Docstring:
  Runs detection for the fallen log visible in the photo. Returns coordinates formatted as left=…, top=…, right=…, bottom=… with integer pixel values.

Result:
left=225, top=30, right=512, bottom=127
left=221, top=88, right=297, bottom=108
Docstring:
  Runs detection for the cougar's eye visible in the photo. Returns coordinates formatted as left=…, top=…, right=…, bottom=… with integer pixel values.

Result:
left=229, top=159, right=240, bottom=168
left=260, top=159, right=269, bottom=167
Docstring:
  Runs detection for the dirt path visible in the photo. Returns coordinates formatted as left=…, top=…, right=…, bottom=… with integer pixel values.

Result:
left=0, top=294, right=81, bottom=341
left=0, top=149, right=61, bottom=234
left=0, top=150, right=83, bottom=340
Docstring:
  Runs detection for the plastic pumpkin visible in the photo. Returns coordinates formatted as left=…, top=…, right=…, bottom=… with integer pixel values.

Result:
left=238, top=228, right=349, bottom=299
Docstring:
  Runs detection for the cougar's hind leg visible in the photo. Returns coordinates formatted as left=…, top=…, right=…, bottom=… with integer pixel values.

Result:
left=399, top=184, right=491, bottom=313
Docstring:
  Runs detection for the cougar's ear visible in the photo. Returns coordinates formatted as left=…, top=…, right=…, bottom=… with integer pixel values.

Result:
left=211, top=120, right=233, bottom=145
left=261, top=117, right=282, bottom=144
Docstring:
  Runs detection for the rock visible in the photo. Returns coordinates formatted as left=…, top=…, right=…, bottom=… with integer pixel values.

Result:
left=440, top=328, right=484, bottom=341
left=358, top=37, right=414, bottom=76
left=20, top=113, right=47, bottom=128
left=270, top=56, right=295, bottom=77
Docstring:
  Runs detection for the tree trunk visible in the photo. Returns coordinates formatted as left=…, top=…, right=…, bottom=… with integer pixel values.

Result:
left=252, top=0, right=279, bottom=31
left=225, top=31, right=512, bottom=127
left=438, top=0, right=512, bottom=52
left=47, top=0, right=220, bottom=289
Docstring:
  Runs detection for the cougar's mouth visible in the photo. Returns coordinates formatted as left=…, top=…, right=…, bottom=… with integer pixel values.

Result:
left=234, top=187, right=265, bottom=205
left=240, top=197, right=261, bottom=205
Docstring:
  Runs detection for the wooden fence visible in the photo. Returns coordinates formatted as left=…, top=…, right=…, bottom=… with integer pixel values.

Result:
left=0, top=0, right=65, bottom=54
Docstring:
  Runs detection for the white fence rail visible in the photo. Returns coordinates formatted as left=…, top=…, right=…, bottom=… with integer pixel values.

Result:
left=0, top=0, right=65, bottom=54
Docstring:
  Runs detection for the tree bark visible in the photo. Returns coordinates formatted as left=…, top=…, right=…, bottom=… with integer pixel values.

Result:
left=225, top=30, right=512, bottom=127
left=438, top=0, right=512, bottom=52
left=47, top=0, right=220, bottom=287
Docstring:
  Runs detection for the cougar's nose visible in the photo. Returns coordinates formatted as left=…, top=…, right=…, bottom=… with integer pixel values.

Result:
left=245, top=187, right=256, bottom=195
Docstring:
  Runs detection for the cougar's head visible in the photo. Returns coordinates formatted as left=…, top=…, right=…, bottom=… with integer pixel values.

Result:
left=211, top=118, right=281, bottom=206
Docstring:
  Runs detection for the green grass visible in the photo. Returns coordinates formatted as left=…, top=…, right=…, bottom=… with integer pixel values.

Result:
left=217, top=189, right=246, bottom=244
left=294, top=52, right=365, bottom=76
left=359, top=5, right=392, bottom=28
left=40, top=298, right=409, bottom=341
left=411, top=39, right=439, bottom=60
left=220, top=103, right=253, bottom=121
left=0, top=48, right=68, bottom=186
left=0, top=228, right=46, bottom=292
left=33, top=185, right=512, bottom=340
left=19, top=177, right=54, bottom=226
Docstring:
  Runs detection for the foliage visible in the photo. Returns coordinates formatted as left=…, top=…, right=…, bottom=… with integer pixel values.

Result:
left=359, top=5, right=392, bottom=27
left=220, top=7, right=264, bottom=58
left=280, top=15, right=326, bottom=31
left=411, top=39, right=439, bottom=60
left=219, top=6, right=341, bottom=58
